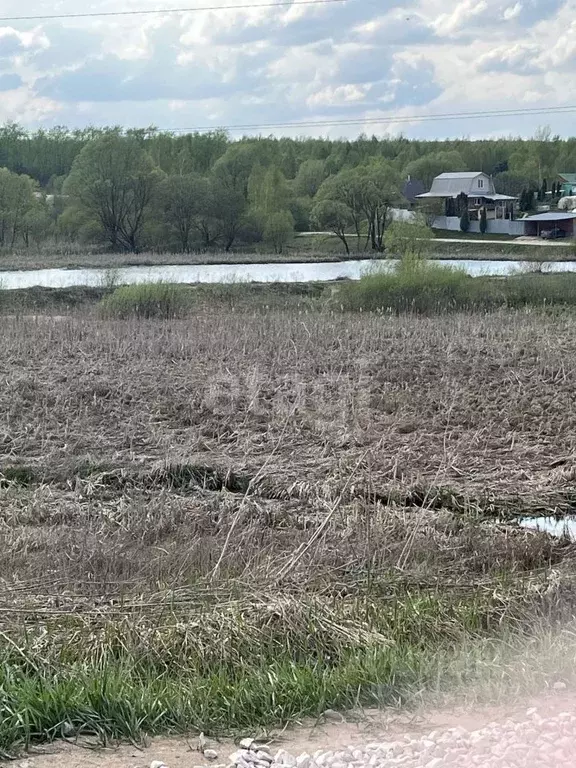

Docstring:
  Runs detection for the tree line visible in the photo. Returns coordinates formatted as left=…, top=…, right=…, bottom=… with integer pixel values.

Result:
left=0, top=123, right=575, bottom=253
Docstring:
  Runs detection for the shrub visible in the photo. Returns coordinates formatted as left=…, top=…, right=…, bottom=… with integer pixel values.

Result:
left=460, top=209, right=470, bottom=233
left=336, top=257, right=480, bottom=313
left=99, top=282, right=194, bottom=319
left=383, top=219, right=433, bottom=258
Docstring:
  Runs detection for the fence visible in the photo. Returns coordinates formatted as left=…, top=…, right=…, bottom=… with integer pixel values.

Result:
left=432, top=217, right=526, bottom=236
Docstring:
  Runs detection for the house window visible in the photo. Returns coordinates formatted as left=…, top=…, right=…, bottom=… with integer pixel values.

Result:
left=478, top=179, right=484, bottom=189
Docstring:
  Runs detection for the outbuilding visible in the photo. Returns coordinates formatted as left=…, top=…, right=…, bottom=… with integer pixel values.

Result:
left=523, top=212, right=576, bottom=237
left=558, top=173, right=576, bottom=197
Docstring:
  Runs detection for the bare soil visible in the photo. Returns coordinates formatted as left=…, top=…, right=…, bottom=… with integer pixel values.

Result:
left=10, top=691, right=576, bottom=768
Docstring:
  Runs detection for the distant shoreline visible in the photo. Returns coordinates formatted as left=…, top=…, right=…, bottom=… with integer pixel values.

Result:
left=0, top=245, right=574, bottom=272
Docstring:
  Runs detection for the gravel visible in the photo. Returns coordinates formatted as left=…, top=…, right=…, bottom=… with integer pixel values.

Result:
left=230, top=709, right=576, bottom=768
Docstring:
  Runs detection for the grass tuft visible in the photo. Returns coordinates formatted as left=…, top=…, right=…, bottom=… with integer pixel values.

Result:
left=99, top=282, right=194, bottom=319
left=336, top=257, right=484, bottom=313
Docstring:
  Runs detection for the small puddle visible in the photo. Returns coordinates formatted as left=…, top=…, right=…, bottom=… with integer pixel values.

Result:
left=518, top=516, right=576, bottom=539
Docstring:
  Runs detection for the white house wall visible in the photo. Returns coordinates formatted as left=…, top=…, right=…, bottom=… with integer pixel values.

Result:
left=432, top=216, right=525, bottom=236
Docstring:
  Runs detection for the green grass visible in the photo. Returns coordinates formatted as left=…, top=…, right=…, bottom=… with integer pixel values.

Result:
left=335, top=258, right=489, bottom=313
left=7, top=268, right=576, bottom=319
left=0, top=583, right=560, bottom=755
left=335, top=257, right=576, bottom=313
left=503, top=271, right=576, bottom=307
left=99, top=282, right=195, bottom=319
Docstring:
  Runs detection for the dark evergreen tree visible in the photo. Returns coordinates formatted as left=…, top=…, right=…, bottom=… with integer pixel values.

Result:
left=479, top=206, right=487, bottom=234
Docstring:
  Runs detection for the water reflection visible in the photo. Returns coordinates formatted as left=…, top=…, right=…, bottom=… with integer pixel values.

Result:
left=519, top=516, right=576, bottom=539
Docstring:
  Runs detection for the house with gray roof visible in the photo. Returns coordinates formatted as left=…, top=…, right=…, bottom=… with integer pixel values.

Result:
left=417, top=172, right=516, bottom=209
left=418, top=172, right=493, bottom=198
left=417, top=171, right=523, bottom=234
left=416, top=171, right=519, bottom=233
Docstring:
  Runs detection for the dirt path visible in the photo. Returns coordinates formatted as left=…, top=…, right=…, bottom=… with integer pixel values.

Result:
left=8, top=690, right=576, bottom=768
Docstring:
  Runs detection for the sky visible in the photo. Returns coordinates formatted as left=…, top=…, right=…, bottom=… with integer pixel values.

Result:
left=0, top=0, right=575, bottom=139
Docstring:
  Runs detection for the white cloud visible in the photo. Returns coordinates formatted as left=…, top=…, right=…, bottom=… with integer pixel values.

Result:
left=432, top=0, right=489, bottom=36
left=307, top=84, right=368, bottom=108
left=503, top=2, right=522, bottom=20
left=0, top=0, right=571, bottom=139
left=477, top=41, right=540, bottom=73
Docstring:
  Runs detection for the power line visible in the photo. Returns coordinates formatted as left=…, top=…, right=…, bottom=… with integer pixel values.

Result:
left=158, top=105, right=576, bottom=134
left=0, top=0, right=346, bottom=22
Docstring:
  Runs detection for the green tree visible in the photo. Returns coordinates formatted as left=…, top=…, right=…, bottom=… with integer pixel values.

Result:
left=160, top=174, right=203, bottom=252
left=383, top=218, right=433, bottom=258
left=360, top=161, right=403, bottom=251
left=460, top=208, right=470, bottom=233
left=248, top=165, right=293, bottom=242
left=263, top=210, right=294, bottom=253
left=247, top=163, right=267, bottom=209
left=315, top=170, right=366, bottom=248
left=64, top=135, right=162, bottom=252
left=417, top=198, right=444, bottom=227
left=294, top=159, right=326, bottom=198
left=404, top=150, right=465, bottom=189
left=289, top=197, right=312, bottom=232
left=494, top=171, right=536, bottom=197
left=209, top=177, right=247, bottom=251
left=520, top=189, right=536, bottom=212
left=311, top=199, right=353, bottom=254
left=213, top=143, right=263, bottom=197
left=0, top=168, right=38, bottom=247
left=22, top=201, right=52, bottom=247
left=259, top=166, right=291, bottom=214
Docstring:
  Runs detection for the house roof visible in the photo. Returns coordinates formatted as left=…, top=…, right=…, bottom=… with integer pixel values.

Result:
left=435, top=172, right=484, bottom=179
left=402, top=178, right=426, bottom=201
left=416, top=192, right=516, bottom=201
left=558, top=173, right=576, bottom=184
left=524, top=212, right=576, bottom=221
left=417, top=171, right=496, bottom=199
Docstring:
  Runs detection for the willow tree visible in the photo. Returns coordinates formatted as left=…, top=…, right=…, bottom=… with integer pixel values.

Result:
left=64, top=134, right=162, bottom=252
left=0, top=168, right=39, bottom=248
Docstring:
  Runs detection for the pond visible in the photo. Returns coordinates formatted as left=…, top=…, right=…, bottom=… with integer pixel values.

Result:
left=519, top=516, right=576, bottom=540
left=2, top=258, right=576, bottom=289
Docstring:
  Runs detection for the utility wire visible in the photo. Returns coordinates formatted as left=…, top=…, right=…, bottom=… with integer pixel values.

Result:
left=0, top=0, right=346, bottom=22
left=156, top=105, right=576, bottom=133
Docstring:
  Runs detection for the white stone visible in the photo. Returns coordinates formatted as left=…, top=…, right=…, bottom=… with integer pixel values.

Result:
left=322, top=709, right=343, bottom=722
left=204, top=750, right=219, bottom=761
left=240, top=739, right=256, bottom=750
left=274, top=751, right=296, bottom=768
left=150, top=762, right=168, bottom=768
left=295, top=753, right=310, bottom=768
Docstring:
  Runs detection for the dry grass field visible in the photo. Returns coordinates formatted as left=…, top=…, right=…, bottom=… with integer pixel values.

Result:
left=2, top=306, right=576, bottom=754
